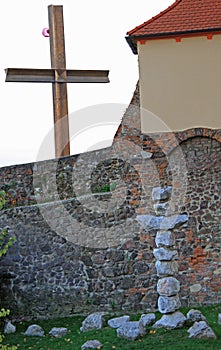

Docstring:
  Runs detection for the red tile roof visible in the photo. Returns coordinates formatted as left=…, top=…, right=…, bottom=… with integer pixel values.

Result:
left=127, top=0, right=221, bottom=52
left=128, top=0, right=221, bottom=36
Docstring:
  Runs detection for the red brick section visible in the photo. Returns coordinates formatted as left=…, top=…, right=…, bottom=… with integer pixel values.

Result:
left=127, top=0, right=221, bottom=37
left=188, top=246, right=207, bottom=267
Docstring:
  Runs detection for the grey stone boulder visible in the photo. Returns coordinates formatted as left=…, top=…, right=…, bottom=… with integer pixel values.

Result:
left=156, top=261, right=178, bottom=277
left=156, top=231, right=175, bottom=248
left=108, top=315, right=130, bottom=328
left=186, top=309, right=206, bottom=323
left=137, top=214, right=188, bottom=231
left=139, top=313, right=156, bottom=327
left=154, top=203, right=169, bottom=216
left=188, top=321, right=217, bottom=339
left=218, top=313, right=221, bottom=325
left=152, top=187, right=172, bottom=202
left=141, top=150, right=152, bottom=159
left=158, top=295, right=181, bottom=314
left=49, top=327, right=68, bottom=337
left=190, top=284, right=202, bottom=293
left=153, top=311, right=186, bottom=329
left=81, top=340, right=103, bottom=349
left=80, top=313, right=105, bottom=332
left=136, top=215, right=161, bottom=230
left=4, top=321, right=16, bottom=334
left=160, top=214, right=188, bottom=230
left=24, top=324, right=44, bottom=337
left=157, top=277, right=180, bottom=296
left=153, top=248, right=178, bottom=261
left=117, top=321, right=146, bottom=340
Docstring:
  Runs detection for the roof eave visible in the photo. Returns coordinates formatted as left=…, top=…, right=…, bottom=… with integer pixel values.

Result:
left=125, top=36, right=138, bottom=55
left=126, top=27, right=221, bottom=55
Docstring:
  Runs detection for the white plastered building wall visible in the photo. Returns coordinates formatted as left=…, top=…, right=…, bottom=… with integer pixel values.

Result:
left=138, top=35, right=221, bottom=133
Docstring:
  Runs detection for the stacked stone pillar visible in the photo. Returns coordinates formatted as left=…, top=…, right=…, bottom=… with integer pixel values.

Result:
left=137, top=187, right=189, bottom=327
left=152, top=187, right=181, bottom=315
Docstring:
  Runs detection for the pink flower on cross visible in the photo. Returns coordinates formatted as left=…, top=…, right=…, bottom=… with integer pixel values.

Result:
left=42, top=27, right=50, bottom=37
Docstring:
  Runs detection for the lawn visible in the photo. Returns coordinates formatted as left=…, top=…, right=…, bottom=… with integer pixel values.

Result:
left=2, top=304, right=221, bottom=350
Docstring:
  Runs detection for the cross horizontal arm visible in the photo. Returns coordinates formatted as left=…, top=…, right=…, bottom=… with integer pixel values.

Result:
left=5, top=68, right=109, bottom=83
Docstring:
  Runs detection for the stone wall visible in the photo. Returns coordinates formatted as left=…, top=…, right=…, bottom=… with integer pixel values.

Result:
left=0, top=85, right=220, bottom=320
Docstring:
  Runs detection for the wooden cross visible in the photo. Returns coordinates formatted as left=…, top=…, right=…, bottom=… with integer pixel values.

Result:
left=5, top=5, right=109, bottom=158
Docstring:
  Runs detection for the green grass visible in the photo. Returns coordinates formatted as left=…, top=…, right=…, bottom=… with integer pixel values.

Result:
left=2, top=304, right=221, bottom=350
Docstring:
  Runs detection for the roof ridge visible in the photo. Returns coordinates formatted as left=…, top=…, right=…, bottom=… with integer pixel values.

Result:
left=127, top=0, right=181, bottom=36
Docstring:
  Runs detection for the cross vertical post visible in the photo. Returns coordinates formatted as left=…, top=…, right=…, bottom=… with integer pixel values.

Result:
left=48, top=5, right=70, bottom=158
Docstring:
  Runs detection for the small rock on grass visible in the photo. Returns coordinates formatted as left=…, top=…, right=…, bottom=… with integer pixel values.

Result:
left=139, top=313, right=156, bottom=327
left=49, top=327, right=68, bottom=337
left=80, top=312, right=105, bottom=332
left=108, top=315, right=130, bottom=328
left=117, top=321, right=146, bottom=341
left=81, top=340, right=103, bottom=349
left=24, top=324, right=44, bottom=337
left=153, top=311, right=186, bottom=329
left=186, top=309, right=206, bottom=322
left=218, top=313, right=221, bottom=325
left=188, top=321, right=217, bottom=339
left=4, top=321, right=16, bottom=334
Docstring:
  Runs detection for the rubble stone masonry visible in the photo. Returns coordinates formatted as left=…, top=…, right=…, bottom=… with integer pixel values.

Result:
left=0, top=84, right=220, bottom=319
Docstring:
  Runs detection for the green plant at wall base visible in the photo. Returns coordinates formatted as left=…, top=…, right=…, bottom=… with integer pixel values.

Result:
left=0, top=191, right=6, bottom=210
left=0, top=191, right=17, bottom=350
left=0, top=309, right=10, bottom=345
left=0, top=272, right=17, bottom=350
